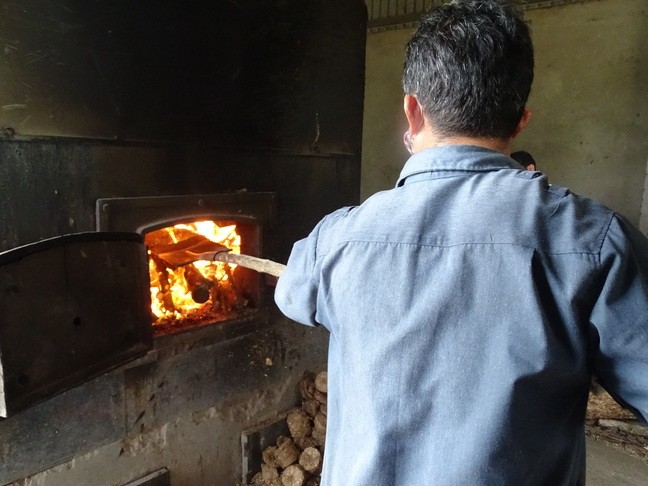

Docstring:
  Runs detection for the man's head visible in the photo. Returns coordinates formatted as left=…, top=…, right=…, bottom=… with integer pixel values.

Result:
left=402, top=0, right=534, bottom=144
left=510, top=150, right=536, bottom=171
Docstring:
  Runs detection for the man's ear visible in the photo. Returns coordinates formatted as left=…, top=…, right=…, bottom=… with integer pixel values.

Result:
left=512, top=108, right=532, bottom=138
left=404, top=94, right=425, bottom=135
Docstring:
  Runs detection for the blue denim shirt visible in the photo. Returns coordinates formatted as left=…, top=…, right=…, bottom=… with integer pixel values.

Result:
left=274, top=145, right=648, bottom=486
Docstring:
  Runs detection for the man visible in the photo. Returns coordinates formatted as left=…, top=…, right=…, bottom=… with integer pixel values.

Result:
left=275, top=1, right=648, bottom=484
left=511, top=150, right=537, bottom=171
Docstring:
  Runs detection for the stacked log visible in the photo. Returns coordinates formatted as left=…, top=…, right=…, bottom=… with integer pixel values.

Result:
left=251, top=371, right=328, bottom=486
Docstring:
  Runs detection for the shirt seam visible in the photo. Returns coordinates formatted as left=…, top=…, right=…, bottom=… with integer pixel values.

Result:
left=317, top=239, right=603, bottom=258
left=397, top=167, right=517, bottom=186
left=398, top=172, right=473, bottom=186
left=594, top=213, right=616, bottom=270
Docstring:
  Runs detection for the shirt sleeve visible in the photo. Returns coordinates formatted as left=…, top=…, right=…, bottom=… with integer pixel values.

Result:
left=589, top=215, right=648, bottom=422
left=274, top=213, right=331, bottom=327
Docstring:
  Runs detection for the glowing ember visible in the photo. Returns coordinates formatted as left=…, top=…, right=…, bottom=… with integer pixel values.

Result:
left=145, top=221, right=246, bottom=328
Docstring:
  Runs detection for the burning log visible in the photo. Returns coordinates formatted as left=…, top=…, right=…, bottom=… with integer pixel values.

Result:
left=209, top=275, right=239, bottom=313
left=182, top=265, right=213, bottom=304
left=222, top=262, right=241, bottom=295
left=150, top=255, right=175, bottom=313
left=210, top=280, right=225, bottom=312
left=145, top=221, right=249, bottom=328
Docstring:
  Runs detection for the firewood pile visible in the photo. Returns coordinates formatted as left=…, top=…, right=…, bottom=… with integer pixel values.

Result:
left=251, top=371, right=328, bottom=486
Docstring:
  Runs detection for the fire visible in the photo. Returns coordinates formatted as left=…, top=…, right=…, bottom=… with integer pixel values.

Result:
left=145, top=221, right=243, bottom=327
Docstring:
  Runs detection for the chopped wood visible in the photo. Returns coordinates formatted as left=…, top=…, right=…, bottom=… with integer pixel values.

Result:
left=313, top=390, right=327, bottom=405
left=262, top=445, right=279, bottom=468
left=314, top=372, right=328, bottom=393
left=294, top=435, right=319, bottom=451
left=313, top=413, right=326, bottom=433
left=254, top=370, right=327, bottom=485
left=300, top=373, right=317, bottom=400
left=262, top=463, right=280, bottom=482
left=302, top=400, right=320, bottom=418
left=287, top=409, right=312, bottom=440
left=312, top=427, right=326, bottom=447
left=257, top=480, right=283, bottom=486
left=281, top=464, right=307, bottom=486
left=299, top=447, right=322, bottom=473
left=275, top=438, right=300, bottom=469
left=276, top=435, right=292, bottom=447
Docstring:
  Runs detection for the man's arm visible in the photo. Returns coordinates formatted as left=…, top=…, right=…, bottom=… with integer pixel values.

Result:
left=589, top=215, right=648, bottom=422
left=274, top=212, right=335, bottom=327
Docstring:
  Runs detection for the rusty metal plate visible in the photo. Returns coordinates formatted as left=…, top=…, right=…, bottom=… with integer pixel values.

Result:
left=0, top=232, right=152, bottom=417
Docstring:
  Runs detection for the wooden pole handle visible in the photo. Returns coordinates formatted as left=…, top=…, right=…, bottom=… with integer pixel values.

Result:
left=214, top=252, right=286, bottom=277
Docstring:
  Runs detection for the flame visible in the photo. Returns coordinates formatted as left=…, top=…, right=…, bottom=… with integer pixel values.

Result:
left=146, top=221, right=242, bottom=323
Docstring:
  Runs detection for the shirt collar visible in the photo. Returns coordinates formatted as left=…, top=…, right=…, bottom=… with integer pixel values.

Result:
left=396, top=145, right=524, bottom=187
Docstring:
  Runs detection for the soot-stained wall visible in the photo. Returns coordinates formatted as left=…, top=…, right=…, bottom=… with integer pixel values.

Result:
left=0, top=0, right=367, bottom=484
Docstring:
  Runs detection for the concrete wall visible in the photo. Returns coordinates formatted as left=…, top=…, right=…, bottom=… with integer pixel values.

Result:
left=362, top=26, right=413, bottom=200
left=5, top=320, right=328, bottom=486
left=362, top=0, right=648, bottom=229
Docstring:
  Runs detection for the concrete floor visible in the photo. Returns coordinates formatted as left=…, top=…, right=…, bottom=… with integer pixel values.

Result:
left=586, top=437, right=648, bottom=485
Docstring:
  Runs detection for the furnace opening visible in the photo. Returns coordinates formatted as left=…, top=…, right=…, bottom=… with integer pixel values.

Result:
left=144, top=220, right=257, bottom=334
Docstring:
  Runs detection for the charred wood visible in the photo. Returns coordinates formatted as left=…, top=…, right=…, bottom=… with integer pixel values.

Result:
left=183, top=265, right=213, bottom=304
left=151, top=254, right=175, bottom=313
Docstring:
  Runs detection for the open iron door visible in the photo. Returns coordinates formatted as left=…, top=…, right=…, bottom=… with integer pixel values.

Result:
left=0, top=232, right=152, bottom=417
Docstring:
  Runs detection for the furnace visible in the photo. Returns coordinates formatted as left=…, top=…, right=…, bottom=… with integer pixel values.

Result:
left=0, top=0, right=366, bottom=483
left=96, top=192, right=276, bottom=336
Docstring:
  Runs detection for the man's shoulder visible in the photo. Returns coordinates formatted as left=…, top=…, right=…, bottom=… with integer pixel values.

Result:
left=541, top=183, right=633, bottom=255
left=549, top=183, right=614, bottom=217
